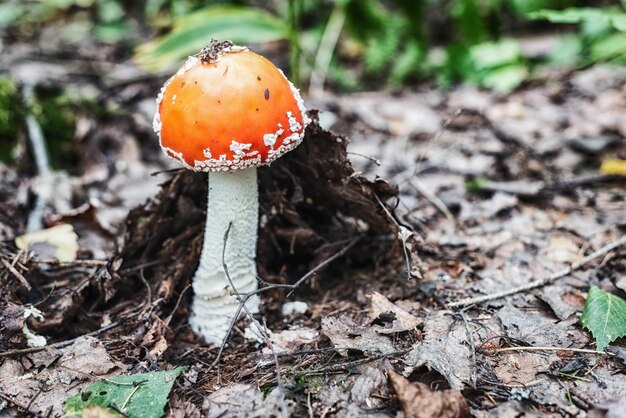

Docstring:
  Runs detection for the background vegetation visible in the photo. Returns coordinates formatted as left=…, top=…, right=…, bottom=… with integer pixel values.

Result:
left=2, top=0, right=626, bottom=93
left=1, top=0, right=626, bottom=163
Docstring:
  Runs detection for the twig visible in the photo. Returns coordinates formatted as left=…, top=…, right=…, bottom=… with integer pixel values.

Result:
left=1, top=258, right=31, bottom=290
left=0, top=310, right=142, bottom=359
left=492, top=346, right=613, bottom=356
left=210, top=229, right=358, bottom=368
left=374, top=193, right=416, bottom=280
left=297, top=349, right=410, bottom=375
left=0, top=391, right=44, bottom=417
left=448, top=234, right=626, bottom=308
left=409, top=179, right=454, bottom=221
left=476, top=174, right=626, bottom=198
left=452, top=311, right=477, bottom=386
left=217, top=223, right=289, bottom=418
left=347, top=151, right=381, bottom=166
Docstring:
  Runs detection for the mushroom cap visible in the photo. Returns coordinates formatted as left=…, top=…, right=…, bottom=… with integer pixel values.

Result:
left=153, top=43, right=310, bottom=172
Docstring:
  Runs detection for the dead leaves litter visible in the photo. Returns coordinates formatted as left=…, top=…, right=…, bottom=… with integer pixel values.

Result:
left=387, top=369, right=469, bottom=418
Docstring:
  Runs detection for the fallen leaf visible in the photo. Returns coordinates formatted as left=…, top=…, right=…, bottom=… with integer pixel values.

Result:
left=267, top=327, right=318, bottom=354
left=205, top=384, right=292, bottom=418
left=387, top=369, right=469, bottom=418
left=403, top=313, right=472, bottom=389
left=368, top=291, right=421, bottom=334
left=321, top=315, right=396, bottom=356
left=581, top=287, right=626, bottom=352
left=600, top=159, right=626, bottom=175
left=542, top=235, right=580, bottom=264
left=66, top=367, right=186, bottom=418
left=15, top=224, right=78, bottom=262
left=0, top=337, right=121, bottom=416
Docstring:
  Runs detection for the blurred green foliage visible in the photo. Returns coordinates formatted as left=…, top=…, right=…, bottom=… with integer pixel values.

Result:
left=0, top=0, right=129, bottom=43
left=132, top=0, right=582, bottom=92
left=32, top=88, right=81, bottom=171
left=530, top=6, right=626, bottom=66
left=0, top=77, right=22, bottom=163
left=135, top=5, right=289, bottom=70
left=2, top=0, right=625, bottom=92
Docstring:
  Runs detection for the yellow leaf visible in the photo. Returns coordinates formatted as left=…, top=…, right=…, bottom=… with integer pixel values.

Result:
left=15, top=224, right=78, bottom=262
left=600, top=159, right=626, bottom=175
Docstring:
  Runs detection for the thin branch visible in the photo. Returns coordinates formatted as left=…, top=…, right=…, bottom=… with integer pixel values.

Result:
left=210, top=229, right=359, bottom=369
left=492, top=346, right=614, bottom=356
left=374, top=193, right=416, bottom=280
left=297, top=349, right=410, bottom=375
left=1, top=258, right=31, bottom=290
left=409, top=178, right=454, bottom=221
left=448, top=234, right=626, bottom=308
left=217, top=223, right=289, bottom=418
left=0, top=309, right=142, bottom=359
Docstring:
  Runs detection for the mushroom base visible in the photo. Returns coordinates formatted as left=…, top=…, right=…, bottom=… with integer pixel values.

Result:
left=189, top=168, right=260, bottom=344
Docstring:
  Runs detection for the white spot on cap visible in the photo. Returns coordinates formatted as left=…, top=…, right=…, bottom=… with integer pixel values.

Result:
left=230, top=140, right=252, bottom=160
left=263, top=123, right=284, bottom=148
left=286, top=111, right=302, bottom=133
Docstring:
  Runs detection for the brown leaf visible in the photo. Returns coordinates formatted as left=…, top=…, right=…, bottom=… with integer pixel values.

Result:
left=368, top=291, right=421, bottom=334
left=321, top=315, right=395, bottom=356
left=387, top=369, right=469, bottom=418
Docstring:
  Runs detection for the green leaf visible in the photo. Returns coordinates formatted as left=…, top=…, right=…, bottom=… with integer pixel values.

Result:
left=590, top=33, right=626, bottom=62
left=65, top=367, right=186, bottom=418
left=528, top=7, right=626, bottom=32
left=135, top=6, right=288, bottom=71
left=470, top=39, right=522, bottom=71
left=480, top=65, right=527, bottom=92
left=580, top=287, right=626, bottom=352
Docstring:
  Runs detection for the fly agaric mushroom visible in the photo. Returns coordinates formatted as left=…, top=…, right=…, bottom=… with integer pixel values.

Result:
left=153, top=40, right=310, bottom=343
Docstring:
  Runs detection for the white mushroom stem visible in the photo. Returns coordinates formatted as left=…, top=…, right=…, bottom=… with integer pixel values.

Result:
left=189, top=168, right=260, bottom=344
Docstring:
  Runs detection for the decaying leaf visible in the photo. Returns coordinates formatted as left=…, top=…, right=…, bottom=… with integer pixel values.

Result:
left=15, top=224, right=78, bottom=262
left=0, top=336, right=121, bottom=416
left=321, top=315, right=396, bottom=356
left=368, top=291, right=421, bottom=334
left=387, top=369, right=469, bottom=418
left=403, top=313, right=472, bottom=389
left=205, top=384, right=292, bottom=418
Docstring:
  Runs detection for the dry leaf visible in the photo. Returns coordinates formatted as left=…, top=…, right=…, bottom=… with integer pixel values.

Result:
left=600, top=159, right=626, bottom=175
left=321, top=315, right=395, bottom=356
left=15, top=224, right=78, bottom=262
left=403, top=313, right=472, bottom=389
left=387, top=369, right=469, bottom=418
left=368, top=291, right=421, bottom=334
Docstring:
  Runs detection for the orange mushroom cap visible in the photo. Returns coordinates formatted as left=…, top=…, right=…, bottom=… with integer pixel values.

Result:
left=153, top=41, right=310, bottom=172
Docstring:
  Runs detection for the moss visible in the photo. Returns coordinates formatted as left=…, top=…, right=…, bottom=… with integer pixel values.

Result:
left=295, top=374, right=324, bottom=394
left=0, top=77, right=23, bottom=163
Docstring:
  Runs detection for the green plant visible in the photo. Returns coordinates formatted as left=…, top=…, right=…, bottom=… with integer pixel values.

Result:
left=529, top=6, right=626, bottom=66
left=65, top=367, right=186, bottom=418
left=581, top=287, right=626, bottom=352
left=0, top=0, right=128, bottom=43
left=0, top=77, right=23, bottom=163
left=134, top=5, right=289, bottom=72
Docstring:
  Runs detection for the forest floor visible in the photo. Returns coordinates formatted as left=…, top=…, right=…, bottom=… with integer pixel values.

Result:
left=1, top=38, right=626, bottom=418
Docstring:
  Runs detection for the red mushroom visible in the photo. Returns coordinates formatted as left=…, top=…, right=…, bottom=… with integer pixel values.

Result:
left=153, top=41, right=310, bottom=343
